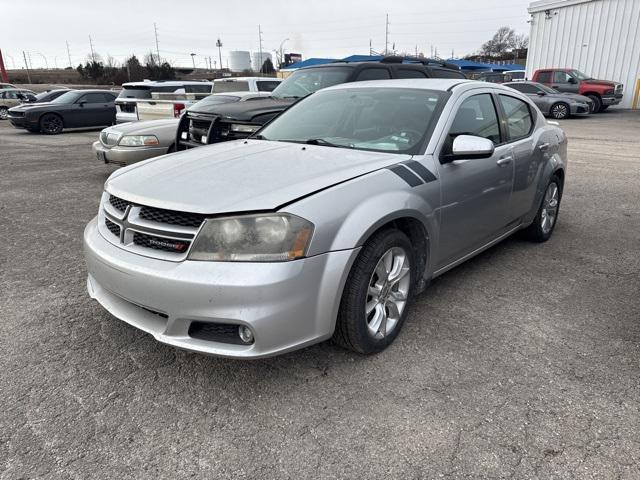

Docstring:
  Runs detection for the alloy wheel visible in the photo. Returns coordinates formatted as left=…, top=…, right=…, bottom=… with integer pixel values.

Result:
left=551, top=104, right=568, bottom=119
left=541, top=182, right=559, bottom=234
left=42, top=115, right=62, bottom=134
left=365, top=247, right=411, bottom=339
left=0, top=107, right=8, bottom=120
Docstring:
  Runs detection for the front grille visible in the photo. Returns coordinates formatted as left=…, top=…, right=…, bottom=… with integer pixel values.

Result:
left=109, top=195, right=133, bottom=212
left=139, top=206, right=205, bottom=228
left=105, top=218, right=120, bottom=237
left=133, top=231, right=191, bottom=253
left=191, top=119, right=212, bottom=130
left=188, top=322, right=245, bottom=345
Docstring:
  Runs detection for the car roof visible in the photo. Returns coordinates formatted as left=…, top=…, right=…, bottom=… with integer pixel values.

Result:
left=213, top=77, right=281, bottom=82
left=323, top=78, right=473, bottom=92
left=211, top=91, right=269, bottom=97
left=122, top=80, right=211, bottom=87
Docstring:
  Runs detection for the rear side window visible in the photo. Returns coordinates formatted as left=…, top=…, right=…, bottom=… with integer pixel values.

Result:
left=536, top=71, right=552, bottom=83
left=448, top=93, right=501, bottom=145
left=498, top=95, right=533, bottom=141
left=82, top=93, right=108, bottom=103
left=185, top=84, right=212, bottom=93
left=396, top=68, right=428, bottom=79
left=355, top=68, right=391, bottom=81
left=429, top=68, right=465, bottom=79
left=256, top=81, right=281, bottom=92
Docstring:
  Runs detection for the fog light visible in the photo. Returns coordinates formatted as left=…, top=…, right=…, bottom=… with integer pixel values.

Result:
left=238, top=325, right=254, bottom=344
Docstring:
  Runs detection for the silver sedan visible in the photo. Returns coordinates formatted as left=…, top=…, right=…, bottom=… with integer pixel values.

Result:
left=504, top=81, right=593, bottom=119
left=84, top=80, right=567, bottom=358
left=93, top=92, right=272, bottom=166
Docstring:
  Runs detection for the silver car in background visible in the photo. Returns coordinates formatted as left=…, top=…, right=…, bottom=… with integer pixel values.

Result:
left=93, top=92, right=273, bottom=166
left=504, top=81, right=593, bottom=119
left=85, top=79, right=567, bottom=358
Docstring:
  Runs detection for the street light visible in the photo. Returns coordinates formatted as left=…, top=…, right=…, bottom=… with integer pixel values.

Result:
left=190, top=53, right=196, bottom=69
left=278, top=38, right=289, bottom=69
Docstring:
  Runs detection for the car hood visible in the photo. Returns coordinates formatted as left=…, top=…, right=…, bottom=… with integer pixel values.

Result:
left=106, top=139, right=410, bottom=214
left=106, top=118, right=179, bottom=135
left=583, top=79, right=620, bottom=87
left=187, top=97, right=296, bottom=122
left=550, top=92, right=592, bottom=103
left=9, top=101, right=57, bottom=112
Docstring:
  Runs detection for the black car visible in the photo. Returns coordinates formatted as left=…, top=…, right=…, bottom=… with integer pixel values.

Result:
left=33, top=88, right=72, bottom=103
left=176, top=56, right=466, bottom=150
left=8, top=89, right=118, bottom=134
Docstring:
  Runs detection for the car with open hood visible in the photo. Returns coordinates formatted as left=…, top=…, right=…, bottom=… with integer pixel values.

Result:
left=84, top=79, right=567, bottom=358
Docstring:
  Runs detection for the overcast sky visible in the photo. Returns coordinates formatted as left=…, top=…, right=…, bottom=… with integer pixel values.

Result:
left=3, top=0, right=532, bottom=69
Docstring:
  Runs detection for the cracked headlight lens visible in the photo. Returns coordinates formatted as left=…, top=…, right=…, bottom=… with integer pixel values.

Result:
left=188, top=214, right=314, bottom=262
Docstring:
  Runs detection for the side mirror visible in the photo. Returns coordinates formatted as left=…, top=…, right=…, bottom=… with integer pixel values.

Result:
left=451, top=135, right=495, bottom=159
left=568, top=77, right=577, bottom=84
left=78, top=100, right=87, bottom=107
left=537, top=91, right=546, bottom=96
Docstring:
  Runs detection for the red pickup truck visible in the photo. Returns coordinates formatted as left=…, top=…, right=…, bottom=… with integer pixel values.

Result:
left=531, top=68, right=623, bottom=113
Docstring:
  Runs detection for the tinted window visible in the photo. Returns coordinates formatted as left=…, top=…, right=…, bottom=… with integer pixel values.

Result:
left=271, top=67, right=352, bottom=99
left=536, top=71, right=552, bottom=83
left=509, top=71, right=526, bottom=80
left=51, top=91, right=85, bottom=104
left=448, top=94, right=501, bottom=145
left=256, top=80, right=281, bottom=92
left=508, top=83, right=537, bottom=94
left=553, top=71, right=572, bottom=83
left=355, top=68, right=391, bottom=81
left=212, top=81, right=250, bottom=93
left=430, top=68, right=465, bottom=79
left=117, top=85, right=177, bottom=99
left=81, top=93, right=108, bottom=103
left=498, top=95, right=533, bottom=140
left=396, top=68, right=428, bottom=79
left=260, top=87, right=444, bottom=154
left=185, top=84, right=212, bottom=93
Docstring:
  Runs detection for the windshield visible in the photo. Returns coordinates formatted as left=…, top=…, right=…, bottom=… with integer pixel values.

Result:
left=271, top=67, right=352, bottom=99
left=570, top=69, right=592, bottom=80
left=188, top=95, right=241, bottom=110
left=51, top=91, right=84, bottom=104
left=259, top=87, right=445, bottom=154
left=117, top=85, right=179, bottom=99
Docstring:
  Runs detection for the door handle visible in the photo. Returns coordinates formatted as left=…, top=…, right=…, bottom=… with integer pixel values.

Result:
left=496, top=156, right=513, bottom=166
left=538, top=142, right=550, bottom=151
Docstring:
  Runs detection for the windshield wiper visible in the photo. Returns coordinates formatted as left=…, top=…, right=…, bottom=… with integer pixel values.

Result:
left=305, top=138, right=354, bottom=149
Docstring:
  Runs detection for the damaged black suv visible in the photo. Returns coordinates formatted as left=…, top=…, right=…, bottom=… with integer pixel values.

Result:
left=176, top=56, right=465, bottom=150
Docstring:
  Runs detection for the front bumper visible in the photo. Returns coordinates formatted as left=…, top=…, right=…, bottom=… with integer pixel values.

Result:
left=8, top=114, right=37, bottom=129
left=569, top=103, right=591, bottom=115
left=92, top=141, right=168, bottom=166
left=602, top=94, right=623, bottom=106
left=84, top=217, right=359, bottom=358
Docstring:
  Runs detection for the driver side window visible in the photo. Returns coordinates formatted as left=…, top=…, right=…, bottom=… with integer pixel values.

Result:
left=552, top=71, right=572, bottom=83
left=444, top=94, right=501, bottom=155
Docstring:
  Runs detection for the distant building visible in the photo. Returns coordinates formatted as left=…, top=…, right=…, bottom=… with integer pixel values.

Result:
left=526, top=0, right=640, bottom=108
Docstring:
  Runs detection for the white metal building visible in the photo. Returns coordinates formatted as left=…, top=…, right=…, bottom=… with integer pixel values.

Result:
left=526, top=0, right=640, bottom=108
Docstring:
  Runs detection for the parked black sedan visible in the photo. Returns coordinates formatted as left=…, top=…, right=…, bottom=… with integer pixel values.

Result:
left=8, top=89, right=117, bottom=134
left=33, top=88, right=71, bottom=103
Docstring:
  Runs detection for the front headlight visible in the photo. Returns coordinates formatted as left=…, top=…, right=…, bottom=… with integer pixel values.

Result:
left=188, top=214, right=314, bottom=262
left=118, top=135, right=159, bottom=147
left=229, top=123, right=260, bottom=133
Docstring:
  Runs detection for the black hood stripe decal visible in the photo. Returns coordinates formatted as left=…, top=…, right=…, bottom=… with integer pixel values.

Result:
left=387, top=165, right=423, bottom=187
left=402, top=160, right=437, bottom=183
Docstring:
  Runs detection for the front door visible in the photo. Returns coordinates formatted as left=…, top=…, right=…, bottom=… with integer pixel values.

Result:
left=435, top=92, right=515, bottom=268
left=73, top=93, right=113, bottom=127
left=551, top=70, right=580, bottom=94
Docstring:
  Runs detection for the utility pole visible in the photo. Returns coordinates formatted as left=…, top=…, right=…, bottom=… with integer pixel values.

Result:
left=258, top=24, right=264, bottom=72
left=66, top=41, right=73, bottom=68
left=385, top=14, right=389, bottom=55
left=89, top=35, right=96, bottom=63
left=154, top=23, right=161, bottom=64
left=369, top=39, right=372, bottom=56
left=216, top=38, right=223, bottom=71
left=22, top=51, right=32, bottom=83
left=451, top=49, right=454, bottom=59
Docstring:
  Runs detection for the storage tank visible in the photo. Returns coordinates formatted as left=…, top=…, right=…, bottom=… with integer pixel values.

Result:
left=251, top=51, right=273, bottom=72
left=228, top=51, right=251, bottom=72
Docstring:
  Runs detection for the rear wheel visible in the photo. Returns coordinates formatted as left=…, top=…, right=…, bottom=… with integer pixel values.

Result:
left=0, top=107, right=8, bottom=120
left=521, top=175, right=562, bottom=242
left=40, top=113, right=63, bottom=134
left=549, top=102, right=570, bottom=119
left=333, top=229, right=415, bottom=354
left=586, top=94, right=602, bottom=113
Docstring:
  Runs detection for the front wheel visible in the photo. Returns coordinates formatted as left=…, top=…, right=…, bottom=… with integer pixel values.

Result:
left=549, top=102, right=570, bottom=120
left=40, top=113, right=63, bottom=134
left=0, top=107, right=8, bottom=120
left=333, top=229, right=415, bottom=354
left=521, top=175, right=562, bottom=242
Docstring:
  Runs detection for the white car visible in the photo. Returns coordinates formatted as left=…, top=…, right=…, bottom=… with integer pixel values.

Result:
left=212, top=77, right=281, bottom=93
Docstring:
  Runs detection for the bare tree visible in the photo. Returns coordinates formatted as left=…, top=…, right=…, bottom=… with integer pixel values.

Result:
left=480, top=27, right=528, bottom=57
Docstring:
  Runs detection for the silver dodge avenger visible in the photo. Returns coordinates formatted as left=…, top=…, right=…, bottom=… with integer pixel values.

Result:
left=84, top=79, right=567, bottom=358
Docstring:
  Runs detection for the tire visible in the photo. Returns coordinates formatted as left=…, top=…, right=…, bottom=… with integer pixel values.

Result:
left=40, top=113, right=63, bottom=134
left=586, top=94, right=602, bottom=113
left=0, top=107, right=8, bottom=120
left=600, top=105, right=609, bottom=111
left=549, top=102, right=570, bottom=120
left=521, top=175, right=562, bottom=243
left=333, top=229, right=415, bottom=354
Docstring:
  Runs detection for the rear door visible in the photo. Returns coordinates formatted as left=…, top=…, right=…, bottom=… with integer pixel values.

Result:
left=434, top=91, right=515, bottom=267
